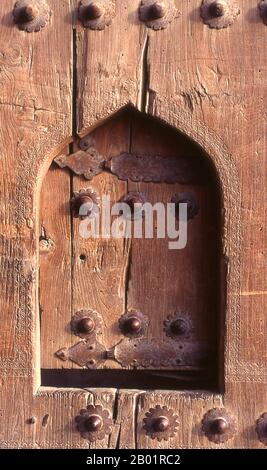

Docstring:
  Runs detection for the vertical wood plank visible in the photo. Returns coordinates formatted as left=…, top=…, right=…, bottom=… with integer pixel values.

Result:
left=110, top=391, right=140, bottom=450
left=145, top=0, right=267, bottom=381
left=86, top=388, right=116, bottom=450
left=131, top=0, right=267, bottom=450
left=76, top=0, right=146, bottom=133
left=0, top=0, right=73, bottom=376
left=39, top=161, right=72, bottom=369
left=72, top=113, right=130, bottom=361
left=0, top=0, right=75, bottom=448
left=127, top=113, right=220, bottom=379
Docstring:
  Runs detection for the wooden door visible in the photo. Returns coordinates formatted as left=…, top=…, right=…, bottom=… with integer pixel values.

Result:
left=40, top=108, right=221, bottom=392
left=0, top=0, right=266, bottom=449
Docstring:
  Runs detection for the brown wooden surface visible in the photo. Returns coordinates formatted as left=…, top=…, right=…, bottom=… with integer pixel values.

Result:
left=0, top=0, right=266, bottom=449
left=40, top=160, right=72, bottom=369
left=40, top=109, right=220, bottom=380
left=72, top=114, right=130, bottom=354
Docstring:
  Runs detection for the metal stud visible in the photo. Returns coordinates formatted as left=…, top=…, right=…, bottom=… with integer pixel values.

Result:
left=119, top=311, right=148, bottom=338
left=139, top=0, right=180, bottom=30
left=82, top=2, right=103, bottom=20
left=119, top=192, right=146, bottom=220
left=256, top=412, right=267, bottom=446
left=148, top=1, right=167, bottom=20
left=164, top=312, right=192, bottom=339
left=78, top=0, right=115, bottom=30
left=200, top=0, right=240, bottom=29
left=84, top=414, right=103, bottom=432
left=143, top=405, right=178, bottom=441
left=71, top=309, right=102, bottom=339
left=13, top=0, right=50, bottom=32
left=75, top=405, right=112, bottom=442
left=209, top=1, right=226, bottom=17
left=77, top=317, right=95, bottom=335
left=202, top=408, right=237, bottom=443
left=171, top=192, right=199, bottom=221
left=259, top=1, right=267, bottom=25
left=71, top=188, right=100, bottom=219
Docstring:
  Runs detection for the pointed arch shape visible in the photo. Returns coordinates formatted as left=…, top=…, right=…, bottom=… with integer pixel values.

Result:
left=35, top=101, right=241, bottom=389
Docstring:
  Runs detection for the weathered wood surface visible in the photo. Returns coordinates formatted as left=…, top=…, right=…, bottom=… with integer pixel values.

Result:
left=76, top=0, right=146, bottom=133
left=0, top=0, right=266, bottom=449
left=41, top=110, right=219, bottom=378
left=40, top=160, right=72, bottom=369
left=72, top=113, right=130, bottom=355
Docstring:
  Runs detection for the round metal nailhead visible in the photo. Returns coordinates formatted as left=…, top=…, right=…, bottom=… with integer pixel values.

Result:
left=13, top=0, right=50, bottom=32
left=143, top=405, right=178, bottom=441
left=139, top=0, right=179, bottom=31
left=78, top=0, right=115, bottom=30
left=200, top=0, right=240, bottom=29
left=84, top=415, right=103, bottom=432
left=118, top=311, right=148, bottom=338
left=202, top=408, right=237, bottom=444
left=152, top=416, right=170, bottom=432
left=122, top=317, right=142, bottom=335
left=148, top=1, right=167, bottom=20
left=77, top=317, right=95, bottom=334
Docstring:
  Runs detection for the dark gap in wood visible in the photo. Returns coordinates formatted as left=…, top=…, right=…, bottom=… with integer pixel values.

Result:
left=39, top=299, right=43, bottom=331
left=124, top=244, right=132, bottom=313
left=41, top=369, right=218, bottom=391
left=115, top=425, right=122, bottom=449
left=134, top=394, right=140, bottom=449
left=72, top=28, right=77, bottom=136
left=123, top=113, right=133, bottom=313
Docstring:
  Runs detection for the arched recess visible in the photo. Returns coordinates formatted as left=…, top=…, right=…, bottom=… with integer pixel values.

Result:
left=38, top=105, right=240, bottom=392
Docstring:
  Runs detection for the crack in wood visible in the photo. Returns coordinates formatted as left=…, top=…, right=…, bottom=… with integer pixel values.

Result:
left=138, top=32, right=149, bottom=113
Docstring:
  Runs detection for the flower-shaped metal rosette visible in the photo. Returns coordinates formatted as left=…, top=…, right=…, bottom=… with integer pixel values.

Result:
left=164, top=312, right=193, bottom=339
left=139, top=0, right=180, bottom=30
left=202, top=408, right=237, bottom=444
left=75, top=404, right=112, bottom=442
left=200, top=0, right=240, bottom=29
left=143, top=405, right=178, bottom=441
left=71, top=188, right=100, bottom=219
left=71, top=309, right=103, bottom=339
left=119, top=192, right=147, bottom=221
left=119, top=310, right=148, bottom=338
left=171, top=191, right=199, bottom=221
left=78, top=0, right=115, bottom=30
left=13, top=0, right=51, bottom=32
left=256, top=412, right=267, bottom=446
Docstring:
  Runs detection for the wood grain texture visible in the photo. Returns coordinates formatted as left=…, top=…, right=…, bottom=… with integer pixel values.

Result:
left=133, top=0, right=267, bottom=449
left=109, top=390, right=140, bottom=449
left=85, top=388, right=116, bottom=450
left=72, top=112, right=130, bottom=359
left=39, top=161, right=72, bottom=369
left=76, top=0, right=147, bottom=133
left=127, top=112, right=220, bottom=379
left=145, top=0, right=267, bottom=382
left=0, top=0, right=73, bottom=379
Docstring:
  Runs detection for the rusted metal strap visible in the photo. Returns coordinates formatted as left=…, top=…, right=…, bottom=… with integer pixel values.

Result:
left=55, top=150, right=207, bottom=184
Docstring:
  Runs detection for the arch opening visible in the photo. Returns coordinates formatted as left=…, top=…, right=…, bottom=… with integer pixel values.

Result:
left=39, top=107, right=224, bottom=392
